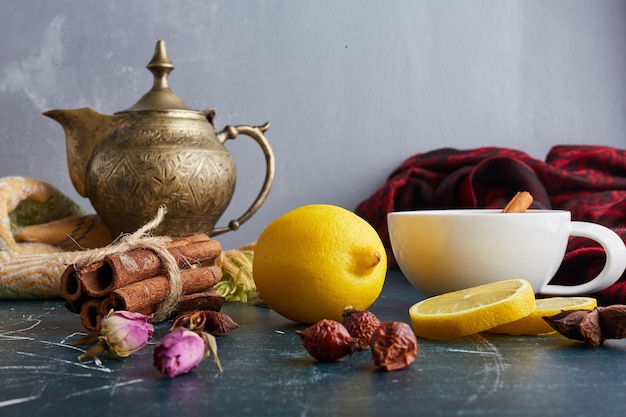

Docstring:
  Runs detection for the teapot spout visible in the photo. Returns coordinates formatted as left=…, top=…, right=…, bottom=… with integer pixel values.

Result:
left=44, top=107, right=121, bottom=197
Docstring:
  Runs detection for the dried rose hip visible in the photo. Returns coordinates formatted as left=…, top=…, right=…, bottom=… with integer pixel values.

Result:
left=296, top=319, right=357, bottom=362
left=370, top=321, right=418, bottom=371
left=341, top=306, right=381, bottom=350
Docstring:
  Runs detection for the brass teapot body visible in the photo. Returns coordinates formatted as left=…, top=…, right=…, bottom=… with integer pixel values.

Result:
left=44, top=41, right=274, bottom=238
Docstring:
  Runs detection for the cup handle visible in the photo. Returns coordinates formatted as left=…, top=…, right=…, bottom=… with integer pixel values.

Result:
left=211, top=122, right=275, bottom=236
left=540, top=221, right=626, bottom=295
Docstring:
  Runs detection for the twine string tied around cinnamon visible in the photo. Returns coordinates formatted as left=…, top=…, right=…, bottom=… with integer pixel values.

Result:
left=68, top=205, right=182, bottom=322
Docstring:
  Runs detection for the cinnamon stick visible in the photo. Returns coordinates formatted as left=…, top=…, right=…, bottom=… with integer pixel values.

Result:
left=60, top=261, right=106, bottom=302
left=63, top=293, right=94, bottom=313
left=100, top=265, right=223, bottom=316
left=79, top=298, right=107, bottom=332
left=60, top=266, right=80, bottom=302
left=502, top=191, right=533, bottom=213
left=174, top=289, right=226, bottom=314
left=65, top=234, right=221, bottom=298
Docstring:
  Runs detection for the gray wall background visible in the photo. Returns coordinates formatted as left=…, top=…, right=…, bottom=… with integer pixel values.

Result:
left=0, top=0, right=624, bottom=250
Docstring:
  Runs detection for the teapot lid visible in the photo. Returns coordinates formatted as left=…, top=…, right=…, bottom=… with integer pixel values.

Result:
left=120, top=40, right=194, bottom=112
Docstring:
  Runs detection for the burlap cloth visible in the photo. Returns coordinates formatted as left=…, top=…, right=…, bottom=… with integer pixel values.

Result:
left=0, top=176, right=112, bottom=299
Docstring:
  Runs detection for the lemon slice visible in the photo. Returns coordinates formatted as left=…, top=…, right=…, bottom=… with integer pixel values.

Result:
left=488, top=296, right=597, bottom=335
left=408, top=279, right=536, bottom=339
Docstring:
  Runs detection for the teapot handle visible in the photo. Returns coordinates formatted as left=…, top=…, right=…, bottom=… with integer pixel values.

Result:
left=211, top=122, right=275, bottom=236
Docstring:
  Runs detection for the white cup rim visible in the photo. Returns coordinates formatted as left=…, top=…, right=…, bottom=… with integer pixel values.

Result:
left=388, top=209, right=570, bottom=216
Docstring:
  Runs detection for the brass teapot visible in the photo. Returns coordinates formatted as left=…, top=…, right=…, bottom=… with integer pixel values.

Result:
left=44, top=40, right=275, bottom=238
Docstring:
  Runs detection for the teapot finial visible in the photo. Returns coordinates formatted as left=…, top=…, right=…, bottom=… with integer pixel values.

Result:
left=147, top=40, right=174, bottom=90
left=120, top=40, right=193, bottom=112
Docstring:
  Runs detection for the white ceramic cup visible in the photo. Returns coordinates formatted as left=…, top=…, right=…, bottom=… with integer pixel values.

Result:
left=387, top=209, right=626, bottom=297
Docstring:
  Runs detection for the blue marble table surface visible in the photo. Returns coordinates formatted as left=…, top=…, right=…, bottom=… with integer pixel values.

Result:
left=1, top=270, right=625, bottom=417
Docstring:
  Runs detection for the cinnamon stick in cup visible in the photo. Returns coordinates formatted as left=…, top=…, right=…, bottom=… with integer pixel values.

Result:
left=502, top=191, right=533, bottom=213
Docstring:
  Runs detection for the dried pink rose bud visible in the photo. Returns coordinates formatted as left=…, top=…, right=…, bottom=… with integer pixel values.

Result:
left=99, top=310, right=154, bottom=358
left=153, top=328, right=206, bottom=378
left=74, top=310, right=154, bottom=361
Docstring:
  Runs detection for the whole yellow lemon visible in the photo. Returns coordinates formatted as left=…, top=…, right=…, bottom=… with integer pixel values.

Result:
left=252, top=204, right=387, bottom=323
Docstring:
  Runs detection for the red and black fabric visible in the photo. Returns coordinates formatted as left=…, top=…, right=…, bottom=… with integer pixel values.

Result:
left=354, top=145, right=626, bottom=304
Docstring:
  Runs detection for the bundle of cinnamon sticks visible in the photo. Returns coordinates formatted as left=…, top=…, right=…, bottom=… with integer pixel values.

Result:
left=60, top=233, right=226, bottom=332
